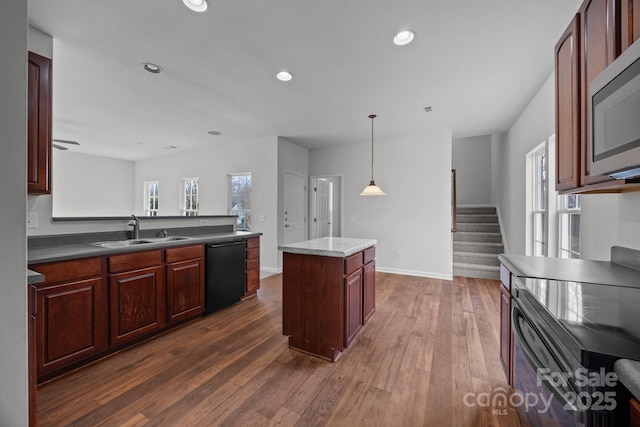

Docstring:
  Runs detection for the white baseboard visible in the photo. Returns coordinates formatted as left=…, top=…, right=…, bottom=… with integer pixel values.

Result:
left=260, top=267, right=280, bottom=277
left=375, top=266, right=453, bottom=281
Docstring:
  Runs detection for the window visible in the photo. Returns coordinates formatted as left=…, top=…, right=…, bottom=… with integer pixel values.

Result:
left=532, top=146, right=547, bottom=256
left=182, top=177, right=199, bottom=216
left=229, top=173, right=251, bottom=230
left=558, top=194, right=581, bottom=259
left=144, top=181, right=159, bottom=216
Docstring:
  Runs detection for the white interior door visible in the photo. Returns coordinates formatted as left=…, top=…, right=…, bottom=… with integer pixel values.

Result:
left=314, top=179, right=333, bottom=238
left=284, top=172, right=307, bottom=244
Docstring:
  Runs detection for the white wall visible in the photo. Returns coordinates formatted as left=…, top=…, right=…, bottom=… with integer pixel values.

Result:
left=52, top=151, right=135, bottom=216
left=1, top=1, right=28, bottom=424
left=135, top=137, right=279, bottom=271
left=452, top=135, right=492, bottom=205
left=495, top=73, right=556, bottom=255
left=309, top=131, right=453, bottom=279
left=277, top=137, right=309, bottom=270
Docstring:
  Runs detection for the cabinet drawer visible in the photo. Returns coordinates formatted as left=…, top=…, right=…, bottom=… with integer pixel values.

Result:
left=246, top=270, right=260, bottom=293
left=344, top=252, right=363, bottom=275
left=246, top=247, right=260, bottom=260
left=364, top=246, right=375, bottom=264
left=246, top=237, right=260, bottom=249
left=165, top=244, right=203, bottom=264
left=108, top=250, right=163, bottom=274
left=246, top=258, right=260, bottom=272
left=31, top=257, right=102, bottom=285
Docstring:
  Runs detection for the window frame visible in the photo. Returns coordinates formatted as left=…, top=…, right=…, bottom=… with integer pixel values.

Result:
left=181, top=177, right=199, bottom=217
left=228, top=173, right=251, bottom=230
left=144, top=181, right=160, bottom=217
left=558, top=194, right=581, bottom=259
left=532, top=145, right=547, bottom=256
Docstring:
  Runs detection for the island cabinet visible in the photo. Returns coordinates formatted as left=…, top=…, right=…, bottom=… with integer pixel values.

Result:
left=27, top=51, right=52, bottom=195
left=166, top=245, right=205, bottom=324
left=108, top=250, right=165, bottom=347
left=281, top=241, right=376, bottom=362
left=30, top=257, right=108, bottom=381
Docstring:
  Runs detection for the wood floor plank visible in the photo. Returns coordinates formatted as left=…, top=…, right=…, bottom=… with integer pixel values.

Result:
left=37, top=273, right=517, bottom=427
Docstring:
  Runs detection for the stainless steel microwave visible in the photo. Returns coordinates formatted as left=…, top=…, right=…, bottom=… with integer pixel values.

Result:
left=590, top=39, right=640, bottom=179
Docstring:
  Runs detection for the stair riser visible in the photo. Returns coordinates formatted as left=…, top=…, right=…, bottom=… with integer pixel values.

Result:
left=455, top=223, right=500, bottom=233
left=456, top=207, right=497, bottom=215
left=453, top=243, right=504, bottom=254
left=457, top=215, right=498, bottom=224
left=453, top=254, right=500, bottom=266
left=453, top=268, right=500, bottom=280
left=453, top=233, right=503, bottom=243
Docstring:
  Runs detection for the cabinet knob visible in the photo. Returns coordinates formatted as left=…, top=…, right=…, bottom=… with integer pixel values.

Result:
left=285, top=224, right=290, bottom=228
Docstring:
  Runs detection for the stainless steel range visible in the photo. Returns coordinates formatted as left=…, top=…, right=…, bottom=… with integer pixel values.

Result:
left=511, top=276, right=640, bottom=426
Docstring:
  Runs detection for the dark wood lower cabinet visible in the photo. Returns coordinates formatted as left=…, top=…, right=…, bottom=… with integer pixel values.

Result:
left=109, top=265, right=165, bottom=347
left=631, top=398, right=640, bottom=427
left=344, top=269, right=363, bottom=347
left=282, top=246, right=375, bottom=361
left=166, top=259, right=204, bottom=324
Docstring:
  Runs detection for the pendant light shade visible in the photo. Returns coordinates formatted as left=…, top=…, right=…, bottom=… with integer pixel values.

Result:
left=360, top=114, right=385, bottom=196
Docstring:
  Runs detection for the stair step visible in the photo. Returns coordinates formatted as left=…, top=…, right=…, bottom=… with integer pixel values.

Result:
left=457, top=214, right=498, bottom=224
left=455, top=223, right=501, bottom=233
left=453, top=232, right=503, bottom=243
left=453, top=241, right=504, bottom=254
left=453, top=262, right=500, bottom=280
left=453, top=251, right=500, bottom=266
left=456, top=207, right=497, bottom=215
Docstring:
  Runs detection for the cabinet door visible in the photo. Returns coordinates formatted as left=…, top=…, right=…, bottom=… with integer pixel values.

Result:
left=621, top=0, right=640, bottom=52
left=35, top=277, right=107, bottom=377
left=245, top=237, right=260, bottom=296
left=166, top=259, right=204, bottom=324
left=580, top=0, right=619, bottom=186
left=362, top=261, right=375, bottom=324
left=499, top=284, right=512, bottom=385
left=555, top=15, right=582, bottom=192
left=109, top=266, right=165, bottom=346
left=344, top=269, right=363, bottom=347
left=27, top=51, right=52, bottom=194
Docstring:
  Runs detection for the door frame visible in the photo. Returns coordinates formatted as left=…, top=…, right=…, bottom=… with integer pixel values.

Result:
left=310, top=174, right=344, bottom=238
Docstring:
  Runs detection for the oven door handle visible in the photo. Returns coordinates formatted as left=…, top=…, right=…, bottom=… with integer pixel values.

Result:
left=512, top=304, right=581, bottom=414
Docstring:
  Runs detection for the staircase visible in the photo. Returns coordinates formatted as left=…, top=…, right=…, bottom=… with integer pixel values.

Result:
left=453, top=206, right=504, bottom=280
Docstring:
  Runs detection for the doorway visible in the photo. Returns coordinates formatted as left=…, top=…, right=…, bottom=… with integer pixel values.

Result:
left=310, top=175, right=343, bottom=239
left=283, top=171, right=307, bottom=245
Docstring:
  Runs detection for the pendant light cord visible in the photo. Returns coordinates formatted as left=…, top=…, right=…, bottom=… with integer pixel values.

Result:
left=369, top=114, right=376, bottom=182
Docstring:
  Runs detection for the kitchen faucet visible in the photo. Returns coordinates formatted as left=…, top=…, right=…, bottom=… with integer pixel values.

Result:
left=128, top=214, right=140, bottom=239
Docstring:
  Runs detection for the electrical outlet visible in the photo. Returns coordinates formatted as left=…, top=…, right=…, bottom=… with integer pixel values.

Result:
left=350, top=215, right=356, bottom=222
left=396, top=251, right=402, bottom=259
left=259, top=215, right=266, bottom=222
left=199, top=219, right=208, bottom=226
left=27, top=213, right=38, bottom=229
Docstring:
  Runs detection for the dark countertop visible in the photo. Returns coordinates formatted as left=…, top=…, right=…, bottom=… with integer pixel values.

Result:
left=28, top=231, right=262, bottom=265
left=499, top=248, right=640, bottom=288
left=28, top=269, right=45, bottom=285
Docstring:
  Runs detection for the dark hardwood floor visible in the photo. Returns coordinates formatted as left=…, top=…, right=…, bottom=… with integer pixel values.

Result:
left=37, top=273, right=517, bottom=426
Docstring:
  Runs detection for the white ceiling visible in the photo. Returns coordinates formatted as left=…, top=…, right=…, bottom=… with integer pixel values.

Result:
left=27, top=0, right=581, bottom=161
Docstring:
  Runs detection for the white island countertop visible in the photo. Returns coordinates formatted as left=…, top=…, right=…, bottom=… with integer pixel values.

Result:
left=278, top=237, right=376, bottom=258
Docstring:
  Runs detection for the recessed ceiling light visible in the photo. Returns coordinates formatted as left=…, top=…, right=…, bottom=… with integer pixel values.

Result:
left=183, top=0, right=208, bottom=13
left=142, top=63, right=162, bottom=74
left=276, top=71, right=293, bottom=82
left=393, top=30, right=415, bottom=46
left=207, top=130, right=221, bottom=136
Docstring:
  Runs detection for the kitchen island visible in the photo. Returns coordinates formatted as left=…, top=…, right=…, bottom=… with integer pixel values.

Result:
left=278, top=237, right=376, bottom=361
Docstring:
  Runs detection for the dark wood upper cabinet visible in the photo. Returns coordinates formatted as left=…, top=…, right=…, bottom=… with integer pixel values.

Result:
left=621, top=0, right=640, bottom=51
left=555, top=14, right=582, bottom=192
left=580, top=0, right=620, bottom=186
left=27, top=51, right=52, bottom=195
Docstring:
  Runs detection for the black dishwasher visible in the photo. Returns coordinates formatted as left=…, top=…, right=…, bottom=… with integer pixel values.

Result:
left=204, top=240, right=246, bottom=315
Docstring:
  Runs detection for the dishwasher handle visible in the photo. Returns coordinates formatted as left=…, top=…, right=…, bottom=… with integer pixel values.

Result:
left=207, top=240, right=246, bottom=249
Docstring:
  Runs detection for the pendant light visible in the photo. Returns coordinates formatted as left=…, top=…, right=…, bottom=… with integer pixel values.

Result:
left=360, top=114, right=385, bottom=196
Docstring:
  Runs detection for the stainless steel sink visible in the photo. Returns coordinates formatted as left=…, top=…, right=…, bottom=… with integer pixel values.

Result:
left=88, top=236, right=192, bottom=248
